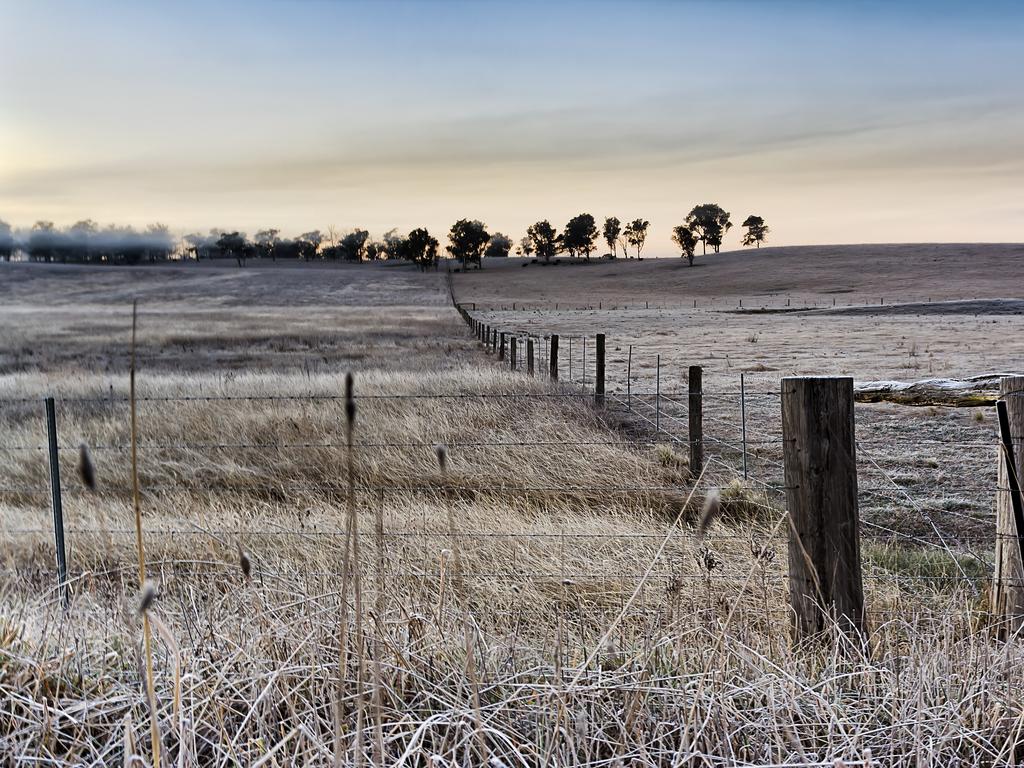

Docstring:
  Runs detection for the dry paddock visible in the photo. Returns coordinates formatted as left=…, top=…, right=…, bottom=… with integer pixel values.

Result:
left=1, top=257, right=1023, bottom=765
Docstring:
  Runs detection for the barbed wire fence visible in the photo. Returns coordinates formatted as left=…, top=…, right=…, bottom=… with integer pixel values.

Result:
left=455, top=307, right=1024, bottom=632
left=0, top=308, right=1021, bottom=638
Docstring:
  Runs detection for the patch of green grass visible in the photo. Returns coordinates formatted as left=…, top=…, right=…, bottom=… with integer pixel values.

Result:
left=863, top=542, right=991, bottom=585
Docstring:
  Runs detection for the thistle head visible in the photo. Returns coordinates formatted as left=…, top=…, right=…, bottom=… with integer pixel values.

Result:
left=78, top=443, right=97, bottom=491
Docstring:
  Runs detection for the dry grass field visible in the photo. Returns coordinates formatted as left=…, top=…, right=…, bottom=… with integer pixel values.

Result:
left=1, top=254, right=1023, bottom=765
left=459, top=245, right=1024, bottom=547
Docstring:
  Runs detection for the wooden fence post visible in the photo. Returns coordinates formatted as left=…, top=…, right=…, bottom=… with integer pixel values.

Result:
left=781, top=376, right=865, bottom=639
left=595, top=333, right=605, bottom=406
left=995, top=375, right=1024, bottom=639
left=688, top=366, right=703, bottom=473
left=549, top=335, right=559, bottom=379
left=527, top=338, right=535, bottom=376
left=44, top=397, right=70, bottom=607
left=499, top=333, right=506, bottom=361
left=510, top=336, right=517, bottom=370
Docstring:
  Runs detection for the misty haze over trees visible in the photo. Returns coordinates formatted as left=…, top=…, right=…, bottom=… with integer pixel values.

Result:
left=0, top=204, right=766, bottom=266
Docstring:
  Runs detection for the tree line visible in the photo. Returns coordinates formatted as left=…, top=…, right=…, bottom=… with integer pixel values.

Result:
left=504, top=204, right=768, bottom=268
left=0, top=205, right=768, bottom=267
left=0, top=219, right=176, bottom=264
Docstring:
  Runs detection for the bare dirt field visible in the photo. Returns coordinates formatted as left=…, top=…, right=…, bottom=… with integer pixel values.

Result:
left=2, top=255, right=1024, bottom=765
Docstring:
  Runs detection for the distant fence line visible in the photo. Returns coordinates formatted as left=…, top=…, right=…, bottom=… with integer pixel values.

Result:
left=456, top=303, right=1024, bottom=640
left=458, top=294, right=998, bottom=313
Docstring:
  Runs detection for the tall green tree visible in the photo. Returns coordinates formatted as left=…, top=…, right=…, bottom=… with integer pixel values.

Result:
left=562, top=213, right=598, bottom=259
left=741, top=215, right=769, bottom=248
left=603, top=216, right=621, bottom=258
left=671, top=225, right=698, bottom=266
left=255, top=228, right=280, bottom=260
left=0, top=219, right=13, bottom=261
left=383, top=228, right=406, bottom=259
left=447, top=219, right=490, bottom=269
left=338, top=229, right=369, bottom=261
left=485, top=232, right=513, bottom=258
left=526, top=220, right=559, bottom=262
left=215, top=231, right=252, bottom=267
left=623, top=218, right=649, bottom=259
left=685, top=203, right=732, bottom=254
left=297, top=230, right=322, bottom=260
left=516, top=234, right=535, bottom=258
left=404, top=227, right=439, bottom=270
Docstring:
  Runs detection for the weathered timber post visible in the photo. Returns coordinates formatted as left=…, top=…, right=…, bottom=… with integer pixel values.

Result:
left=527, top=338, right=535, bottom=376
left=510, top=336, right=517, bottom=370
left=499, top=333, right=506, bottom=361
left=688, top=366, right=703, bottom=474
left=549, top=335, right=559, bottom=379
left=994, top=375, right=1024, bottom=639
left=781, top=376, right=865, bottom=639
left=595, top=333, right=605, bottom=407
left=44, top=397, right=70, bottom=607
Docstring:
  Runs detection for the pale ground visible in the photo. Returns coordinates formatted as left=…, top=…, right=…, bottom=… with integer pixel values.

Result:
left=455, top=243, right=1024, bottom=307
left=458, top=245, right=1024, bottom=546
left=0, top=259, right=726, bottom=655
left=2, top=255, right=1023, bottom=764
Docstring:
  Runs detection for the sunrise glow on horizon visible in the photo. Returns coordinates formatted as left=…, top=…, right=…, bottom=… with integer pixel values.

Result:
left=2, top=0, right=1023, bottom=253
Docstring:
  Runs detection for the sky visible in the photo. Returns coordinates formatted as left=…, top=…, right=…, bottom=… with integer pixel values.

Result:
left=2, top=0, right=1023, bottom=254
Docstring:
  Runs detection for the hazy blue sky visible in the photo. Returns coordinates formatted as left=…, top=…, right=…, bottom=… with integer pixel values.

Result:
left=2, top=0, right=1023, bottom=252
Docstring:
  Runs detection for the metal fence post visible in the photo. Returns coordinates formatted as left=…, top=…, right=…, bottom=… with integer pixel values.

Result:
left=626, top=344, right=632, bottom=411
left=527, top=338, right=535, bottom=376
left=656, top=354, right=661, bottom=433
left=550, top=335, right=559, bottom=379
left=582, top=337, right=587, bottom=392
left=740, top=372, right=748, bottom=480
left=595, top=333, right=605, bottom=407
left=44, top=397, right=70, bottom=607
